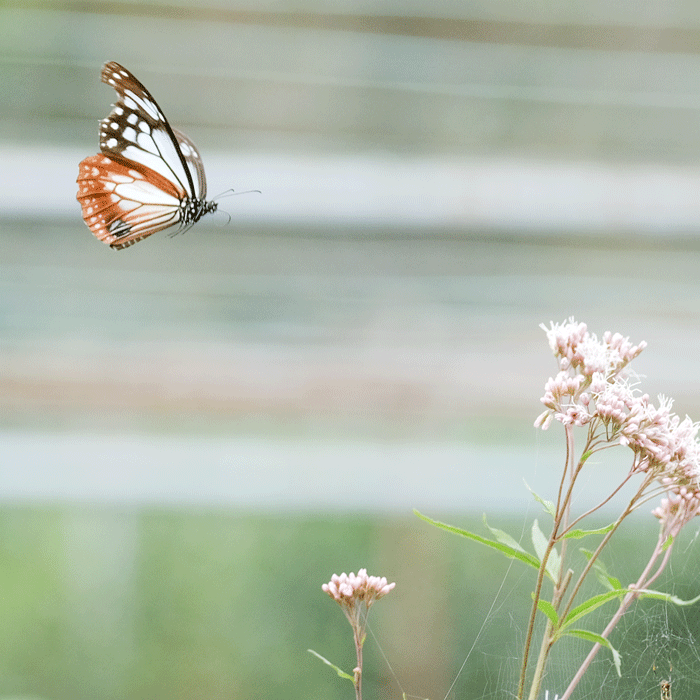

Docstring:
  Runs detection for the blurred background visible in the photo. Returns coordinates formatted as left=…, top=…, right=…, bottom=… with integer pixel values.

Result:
left=4, top=1, right=700, bottom=699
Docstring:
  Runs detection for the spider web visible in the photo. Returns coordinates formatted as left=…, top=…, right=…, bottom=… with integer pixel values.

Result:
left=393, top=514, right=700, bottom=700
left=455, top=524, right=700, bottom=700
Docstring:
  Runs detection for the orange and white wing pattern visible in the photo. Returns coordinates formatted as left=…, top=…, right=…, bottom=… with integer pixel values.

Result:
left=76, top=61, right=216, bottom=249
left=77, top=154, right=184, bottom=249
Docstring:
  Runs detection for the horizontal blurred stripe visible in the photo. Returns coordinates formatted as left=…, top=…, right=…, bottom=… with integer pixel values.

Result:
left=13, top=1, right=700, bottom=50
left=5, top=6, right=700, bottom=159
left=4, top=145, right=700, bottom=233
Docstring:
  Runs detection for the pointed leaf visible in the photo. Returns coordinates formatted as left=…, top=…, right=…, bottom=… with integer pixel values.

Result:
left=562, top=523, right=615, bottom=540
left=580, top=550, right=622, bottom=591
left=483, top=515, right=529, bottom=554
left=561, top=590, right=627, bottom=630
left=536, top=598, right=559, bottom=627
left=531, top=519, right=548, bottom=561
left=563, top=630, right=622, bottom=676
left=414, top=511, right=541, bottom=571
left=633, top=588, right=700, bottom=606
left=523, top=480, right=555, bottom=517
left=532, top=519, right=560, bottom=580
left=562, top=586, right=700, bottom=635
left=548, top=545, right=561, bottom=581
left=308, top=650, right=354, bottom=681
left=595, top=571, right=622, bottom=592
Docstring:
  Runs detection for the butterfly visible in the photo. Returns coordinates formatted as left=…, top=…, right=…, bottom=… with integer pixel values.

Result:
left=77, top=61, right=218, bottom=249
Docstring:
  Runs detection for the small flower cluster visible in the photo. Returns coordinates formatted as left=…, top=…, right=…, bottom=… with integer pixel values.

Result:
left=323, top=569, right=395, bottom=609
left=535, top=318, right=647, bottom=430
left=536, top=319, right=700, bottom=470
left=323, top=569, right=396, bottom=649
left=543, top=318, right=646, bottom=378
left=617, top=396, right=700, bottom=479
left=320, top=571, right=395, bottom=698
left=652, top=485, right=700, bottom=538
left=536, top=318, right=700, bottom=533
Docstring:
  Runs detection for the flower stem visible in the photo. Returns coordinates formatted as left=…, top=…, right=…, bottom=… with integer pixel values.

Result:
left=353, top=613, right=364, bottom=700
left=559, top=529, right=674, bottom=700
left=519, top=424, right=581, bottom=699
left=517, top=502, right=560, bottom=698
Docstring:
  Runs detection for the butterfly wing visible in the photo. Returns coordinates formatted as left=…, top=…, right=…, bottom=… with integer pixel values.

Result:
left=77, top=61, right=210, bottom=248
left=98, top=62, right=206, bottom=200
left=171, top=127, right=207, bottom=201
left=77, top=154, right=184, bottom=249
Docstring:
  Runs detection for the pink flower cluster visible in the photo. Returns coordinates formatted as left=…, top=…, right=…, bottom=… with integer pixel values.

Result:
left=544, top=319, right=646, bottom=378
left=652, top=486, right=700, bottom=538
left=322, top=569, right=395, bottom=608
left=535, top=319, right=700, bottom=530
left=535, top=318, right=646, bottom=429
left=535, top=317, right=645, bottom=431
left=616, top=396, right=700, bottom=479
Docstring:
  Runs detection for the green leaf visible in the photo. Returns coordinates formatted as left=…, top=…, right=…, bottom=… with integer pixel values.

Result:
left=414, top=511, right=540, bottom=571
left=580, top=550, right=622, bottom=591
left=633, top=588, right=700, bottom=606
left=536, top=598, right=559, bottom=627
left=531, top=520, right=547, bottom=561
left=563, top=630, right=622, bottom=676
left=561, top=590, right=627, bottom=630
left=483, top=513, right=528, bottom=554
left=523, top=480, right=555, bottom=517
left=561, top=585, right=700, bottom=635
left=307, top=650, right=354, bottom=681
left=483, top=515, right=529, bottom=554
left=562, top=523, right=615, bottom=540
left=548, top=547, right=561, bottom=581
left=532, top=519, right=560, bottom=580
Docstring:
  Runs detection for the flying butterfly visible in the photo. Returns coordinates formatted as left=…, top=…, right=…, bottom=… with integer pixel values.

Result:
left=77, top=61, right=219, bottom=249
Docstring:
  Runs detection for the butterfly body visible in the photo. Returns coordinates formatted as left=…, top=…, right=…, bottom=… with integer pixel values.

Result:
left=77, top=62, right=217, bottom=249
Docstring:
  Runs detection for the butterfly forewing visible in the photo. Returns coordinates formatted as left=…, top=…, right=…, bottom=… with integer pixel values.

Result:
left=98, top=62, right=201, bottom=199
left=77, top=61, right=216, bottom=249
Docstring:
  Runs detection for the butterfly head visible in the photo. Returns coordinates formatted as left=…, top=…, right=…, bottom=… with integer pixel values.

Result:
left=182, top=197, right=218, bottom=227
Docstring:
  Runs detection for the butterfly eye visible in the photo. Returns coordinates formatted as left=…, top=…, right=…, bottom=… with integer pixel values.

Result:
left=76, top=61, right=218, bottom=249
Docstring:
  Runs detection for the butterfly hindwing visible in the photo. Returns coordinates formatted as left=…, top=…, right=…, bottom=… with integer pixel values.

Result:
left=77, top=154, right=183, bottom=249
left=171, top=128, right=208, bottom=201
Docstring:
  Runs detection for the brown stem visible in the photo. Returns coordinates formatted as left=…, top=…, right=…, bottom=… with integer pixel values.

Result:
left=558, top=473, right=654, bottom=625
left=559, top=529, right=673, bottom=700
left=353, top=626, right=363, bottom=700
left=560, top=470, right=635, bottom=535
left=518, top=426, right=578, bottom=699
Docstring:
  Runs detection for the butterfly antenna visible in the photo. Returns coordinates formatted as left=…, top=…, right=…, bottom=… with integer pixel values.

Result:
left=213, top=188, right=261, bottom=202
left=213, top=189, right=259, bottom=227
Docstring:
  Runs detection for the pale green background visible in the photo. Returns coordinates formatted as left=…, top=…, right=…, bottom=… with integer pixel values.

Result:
left=3, top=1, right=700, bottom=698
